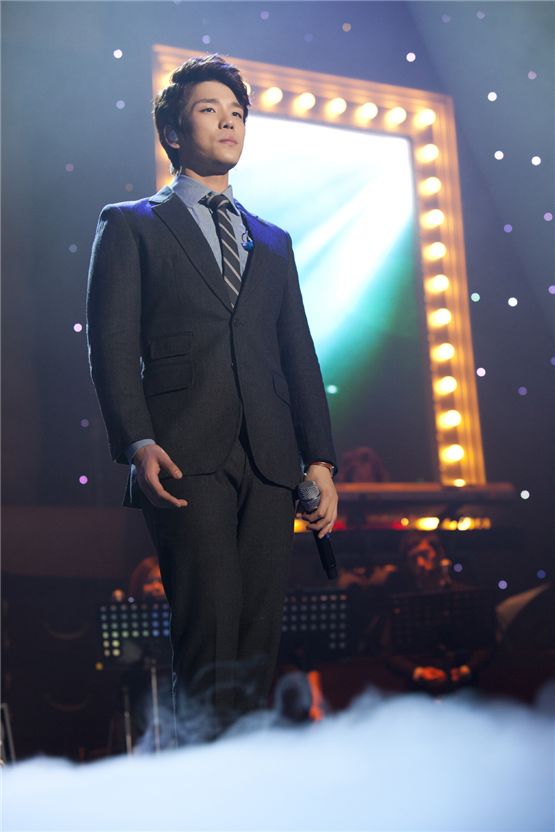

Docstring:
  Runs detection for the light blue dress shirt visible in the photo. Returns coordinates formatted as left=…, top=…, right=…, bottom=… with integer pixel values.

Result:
left=126, top=175, right=250, bottom=464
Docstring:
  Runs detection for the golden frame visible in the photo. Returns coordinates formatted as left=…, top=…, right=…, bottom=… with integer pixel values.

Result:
left=152, top=45, right=486, bottom=487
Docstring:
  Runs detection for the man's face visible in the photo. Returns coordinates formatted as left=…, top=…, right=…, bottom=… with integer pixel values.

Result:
left=172, top=80, right=246, bottom=176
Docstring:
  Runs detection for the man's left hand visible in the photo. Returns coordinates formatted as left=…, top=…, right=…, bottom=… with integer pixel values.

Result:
left=297, top=465, right=338, bottom=539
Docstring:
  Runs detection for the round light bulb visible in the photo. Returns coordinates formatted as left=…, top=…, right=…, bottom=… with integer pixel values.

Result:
left=414, top=108, right=437, bottom=128
left=416, top=143, right=440, bottom=163
left=386, top=106, right=407, bottom=126
left=261, top=87, right=283, bottom=106
left=432, top=343, right=455, bottom=362
left=435, top=376, right=458, bottom=395
left=428, top=308, right=452, bottom=328
left=294, top=92, right=316, bottom=113
left=326, top=97, right=347, bottom=117
left=419, top=177, right=442, bottom=197
left=426, top=274, right=450, bottom=294
left=425, top=242, right=447, bottom=261
left=437, top=410, right=462, bottom=429
left=421, top=209, right=445, bottom=229
left=441, top=444, right=465, bottom=463
left=356, top=102, right=378, bottom=122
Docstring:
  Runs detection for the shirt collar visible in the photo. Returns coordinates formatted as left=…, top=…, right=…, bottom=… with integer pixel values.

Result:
left=171, top=173, right=239, bottom=215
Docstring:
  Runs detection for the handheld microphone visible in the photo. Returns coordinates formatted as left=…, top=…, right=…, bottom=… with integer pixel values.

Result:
left=296, top=480, right=338, bottom=580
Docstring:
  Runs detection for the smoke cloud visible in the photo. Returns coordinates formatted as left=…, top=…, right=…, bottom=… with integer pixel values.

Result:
left=5, top=683, right=554, bottom=831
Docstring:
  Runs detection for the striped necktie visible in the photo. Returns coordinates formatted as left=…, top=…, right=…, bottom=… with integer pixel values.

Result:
left=203, top=192, right=242, bottom=308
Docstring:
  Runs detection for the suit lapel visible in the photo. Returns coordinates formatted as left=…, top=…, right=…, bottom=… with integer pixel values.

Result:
left=233, top=206, right=265, bottom=309
left=149, top=187, right=232, bottom=311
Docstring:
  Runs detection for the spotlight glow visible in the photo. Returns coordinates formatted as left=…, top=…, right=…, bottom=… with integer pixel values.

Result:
left=429, top=308, right=452, bottom=328
left=487, top=91, right=498, bottom=102
left=79, top=475, right=88, bottom=485
left=293, top=92, right=316, bottom=113
left=73, top=323, right=83, bottom=333
left=386, top=107, right=407, bottom=127
left=325, top=97, right=347, bottom=117
left=431, top=343, right=455, bottom=362
left=415, top=517, right=440, bottom=531
left=508, top=297, right=518, bottom=307
left=421, top=209, right=445, bottom=229
left=427, top=274, right=450, bottom=294
left=441, top=444, right=465, bottom=463
left=414, top=108, right=436, bottom=128
left=425, top=242, right=447, bottom=261
left=453, top=478, right=466, bottom=487
left=261, top=87, right=283, bottom=107
left=406, top=52, right=416, bottom=63
left=520, top=490, right=530, bottom=500
left=438, top=409, right=462, bottom=429
left=494, top=151, right=504, bottom=160
left=342, top=22, right=352, bottom=32
left=113, top=49, right=123, bottom=59
left=355, top=102, right=378, bottom=123
left=471, top=292, right=480, bottom=302
left=416, top=144, right=440, bottom=163
left=419, top=177, right=442, bottom=196
left=531, top=156, right=542, bottom=166
left=476, top=367, right=486, bottom=377
left=435, top=376, right=458, bottom=395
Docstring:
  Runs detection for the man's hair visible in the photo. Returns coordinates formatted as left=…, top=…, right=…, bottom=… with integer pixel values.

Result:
left=153, top=54, right=251, bottom=174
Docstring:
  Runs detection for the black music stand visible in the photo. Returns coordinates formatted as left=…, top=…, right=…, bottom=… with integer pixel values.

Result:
left=97, top=600, right=172, bottom=753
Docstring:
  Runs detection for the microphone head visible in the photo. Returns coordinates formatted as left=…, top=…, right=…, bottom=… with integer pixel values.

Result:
left=296, top=479, right=320, bottom=513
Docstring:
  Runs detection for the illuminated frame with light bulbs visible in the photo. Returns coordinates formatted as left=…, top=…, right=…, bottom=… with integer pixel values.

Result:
left=152, top=45, right=486, bottom=486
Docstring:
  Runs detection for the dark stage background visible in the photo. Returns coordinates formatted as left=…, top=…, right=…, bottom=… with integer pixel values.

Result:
left=1, top=1, right=554, bottom=757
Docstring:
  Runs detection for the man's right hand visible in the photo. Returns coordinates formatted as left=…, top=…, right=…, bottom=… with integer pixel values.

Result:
left=132, top=444, right=188, bottom=509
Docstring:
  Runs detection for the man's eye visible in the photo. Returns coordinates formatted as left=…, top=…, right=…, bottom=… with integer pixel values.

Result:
left=201, top=107, right=215, bottom=113
left=233, top=111, right=244, bottom=120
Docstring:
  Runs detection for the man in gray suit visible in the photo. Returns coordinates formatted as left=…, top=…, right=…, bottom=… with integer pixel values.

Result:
left=87, top=54, right=337, bottom=740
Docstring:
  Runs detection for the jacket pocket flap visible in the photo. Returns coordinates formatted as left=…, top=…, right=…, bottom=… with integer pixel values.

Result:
left=143, top=360, right=194, bottom=397
left=148, top=332, right=193, bottom=361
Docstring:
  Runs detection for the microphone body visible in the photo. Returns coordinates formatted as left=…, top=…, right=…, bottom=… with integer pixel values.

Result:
left=296, top=480, right=338, bottom=580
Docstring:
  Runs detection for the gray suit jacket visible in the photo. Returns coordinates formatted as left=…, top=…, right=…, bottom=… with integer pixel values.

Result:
left=86, top=185, right=336, bottom=507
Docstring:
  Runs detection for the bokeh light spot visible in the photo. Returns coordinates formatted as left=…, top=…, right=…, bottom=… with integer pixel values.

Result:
left=73, top=323, right=83, bottom=332
left=476, top=367, right=486, bottom=377
left=80, top=419, right=90, bottom=428
left=476, top=10, right=486, bottom=19
left=508, top=297, right=518, bottom=307
left=202, top=35, right=211, bottom=45
left=487, top=91, right=498, bottom=102
left=441, top=14, right=451, bottom=23
left=498, top=580, right=508, bottom=590
left=503, top=224, right=512, bottom=233
left=260, top=10, right=270, bottom=20
left=549, top=285, right=555, bottom=295
left=116, top=100, right=125, bottom=110
left=528, top=70, right=537, bottom=80
left=494, top=151, right=504, bottom=160
left=406, top=52, right=416, bottom=62
left=79, top=475, right=88, bottom=485
left=453, top=563, right=463, bottom=573
left=342, top=22, right=351, bottom=32
left=65, top=163, right=74, bottom=172
left=113, top=49, right=123, bottom=59
left=69, top=244, right=78, bottom=253
left=520, top=490, right=530, bottom=500
left=543, top=212, right=553, bottom=222
left=471, top=292, right=480, bottom=302
left=531, top=156, right=541, bottom=166
left=537, top=569, right=547, bottom=580
left=517, top=386, right=528, bottom=396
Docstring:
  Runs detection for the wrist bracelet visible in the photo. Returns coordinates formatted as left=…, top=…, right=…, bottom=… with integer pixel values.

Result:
left=305, top=461, right=335, bottom=476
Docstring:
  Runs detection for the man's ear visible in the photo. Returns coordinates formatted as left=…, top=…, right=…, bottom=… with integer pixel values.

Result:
left=164, top=125, right=180, bottom=148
